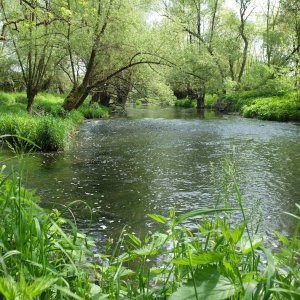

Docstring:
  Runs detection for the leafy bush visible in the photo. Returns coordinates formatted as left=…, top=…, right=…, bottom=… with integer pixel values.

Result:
left=242, top=93, right=300, bottom=121
left=174, top=97, right=196, bottom=108
left=205, top=94, right=218, bottom=107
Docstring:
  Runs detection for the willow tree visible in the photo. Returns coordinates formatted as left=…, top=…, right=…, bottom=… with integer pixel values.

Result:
left=56, top=0, right=165, bottom=111
left=0, top=0, right=61, bottom=112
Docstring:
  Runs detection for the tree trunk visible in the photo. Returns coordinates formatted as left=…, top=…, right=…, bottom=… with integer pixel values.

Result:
left=91, top=90, right=111, bottom=107
left=196, top=88, right=205, bottom=110
left=63, top=84, right=90, bottom=111
left=26, top=88, right=37, bottom=113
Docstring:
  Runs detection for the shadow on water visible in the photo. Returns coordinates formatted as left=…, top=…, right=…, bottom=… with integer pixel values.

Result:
left=1, top=106, right=300, bottom=246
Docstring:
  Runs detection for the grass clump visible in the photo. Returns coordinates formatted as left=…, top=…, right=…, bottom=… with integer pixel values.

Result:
left=79, top=103, right=111, bottom=119
left=34, top=116, right=73, bottom=151
left=0, top=166, right=97, bottom=299
left=0, top=92, right=111, bottom=151
left=0, top=113, right=77, bottom=152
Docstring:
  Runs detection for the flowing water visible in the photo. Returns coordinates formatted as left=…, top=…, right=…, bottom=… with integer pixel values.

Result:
left=2, top=106, right=300, bottom=246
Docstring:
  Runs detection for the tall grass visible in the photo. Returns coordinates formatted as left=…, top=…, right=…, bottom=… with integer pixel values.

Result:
left=0, top=157, right=299, bottom=299
left=79, top=102, right=111, bottom=119
left=0, top=92, right=110, bottom=151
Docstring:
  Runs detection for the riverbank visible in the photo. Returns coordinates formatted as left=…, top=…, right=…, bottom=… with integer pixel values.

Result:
left=0, top=163, right=299, bottom=299
left=175, top=91, right=300, bottom=122
left=0, top=92, right=111, bottom=151
left=222, top=91, right=300, bottom=122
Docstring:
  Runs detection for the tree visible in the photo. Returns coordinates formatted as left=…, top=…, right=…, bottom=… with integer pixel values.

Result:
left=59, top=0, right=167, bottom=111
left=0, top=0, right=61, bottom=112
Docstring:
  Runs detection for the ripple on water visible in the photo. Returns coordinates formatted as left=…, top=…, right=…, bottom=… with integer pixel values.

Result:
left=5, top=108, right=299, bottom=244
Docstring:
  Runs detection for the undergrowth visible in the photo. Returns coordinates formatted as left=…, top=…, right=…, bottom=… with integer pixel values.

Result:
left=215, top=91, right=300, bottom=122
left=0, top=157, right=299, bottom=299
left=0, top=92, right=111, bottom=151
left=174, top=98, right=196, bottom=108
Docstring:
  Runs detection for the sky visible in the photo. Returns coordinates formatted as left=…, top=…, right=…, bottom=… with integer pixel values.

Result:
left=146, top=0, right=279, bottom=25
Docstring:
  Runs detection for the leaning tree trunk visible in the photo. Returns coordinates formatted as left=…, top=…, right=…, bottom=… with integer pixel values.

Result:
left=63, top=84, right=90, bottom=111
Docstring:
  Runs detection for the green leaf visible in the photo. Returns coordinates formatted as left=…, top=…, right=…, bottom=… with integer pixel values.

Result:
left=231, top=221, right=246, bottom=244
left=133, top=245, right=160, bottom=256
left=148, top=214, right=167, bottom=224
left=54, top=285, right=84, bottom=300
left=2, top=250, right=21, bottom=261
left=269, top=287, right=300, bottom=296
left=127, top=233, right=142, bottom=247
left=0, top=277, right=17, bottom=300
left=172, top=252, right=225, bottom=265
left=261, top=247, right=275, bottom=299
left=174, top=208, right=241, bottom=225
left=169, top=267, right=236, bottom=300
left=239, top=236, right=262, bottom=254
left=243, top=280, right=258, bottom=300
left=27, top=276, right=58, bottom=297
left=272, top=230, right=290, bottom=246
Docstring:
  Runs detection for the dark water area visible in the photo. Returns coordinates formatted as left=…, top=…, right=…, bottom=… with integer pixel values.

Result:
left=1, top=106, right=300, bottom=246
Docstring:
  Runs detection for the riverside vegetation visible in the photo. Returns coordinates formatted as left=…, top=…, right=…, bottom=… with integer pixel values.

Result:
left=175, top=91, right=300, bottom=122
left=0, top=156, right=299, bottom=299
left=0, top=92, right=110, bottom=152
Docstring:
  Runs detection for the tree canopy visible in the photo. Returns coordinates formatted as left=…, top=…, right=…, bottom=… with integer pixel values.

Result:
left=0, top=0, right=299, bottom=111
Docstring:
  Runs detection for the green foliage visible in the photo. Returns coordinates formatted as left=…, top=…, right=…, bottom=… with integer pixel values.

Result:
left=0, top=92, right=15, bottom=105
left=0, top=168, right=96, bottom=299
left=34, top=117, right=71, bottom=151
left=242, top=93, right=300, bottom=121
left=205, top=94, right=218, bottom=107
left=175, top=97, right=196, bottom=108
left=0, top=92, right=110, bottom=151
left=219, top=91, right=300, bottom=121
left=78, top=103, right=111, bottom=119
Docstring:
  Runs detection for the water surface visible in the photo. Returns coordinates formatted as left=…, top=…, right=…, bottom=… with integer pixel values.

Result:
left=3, top=106, right=300, bottom=245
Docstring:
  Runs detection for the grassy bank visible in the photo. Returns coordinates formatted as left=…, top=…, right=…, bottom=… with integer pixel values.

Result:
left=0, top=92, right=111, bottom=151
left=0, top=162, right=299, bottom=299
left=215, top=91, right=300, bottom=122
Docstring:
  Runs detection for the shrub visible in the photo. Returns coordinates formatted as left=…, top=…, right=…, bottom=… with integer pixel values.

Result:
left=205, top=94, right=218, bottom=107
left=174, top=97, right=196, bottom=108
left=242, top=93, right=300, bottom=121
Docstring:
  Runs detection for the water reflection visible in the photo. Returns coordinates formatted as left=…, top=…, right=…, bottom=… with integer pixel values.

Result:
left=1, top=107, right=300, bottom=245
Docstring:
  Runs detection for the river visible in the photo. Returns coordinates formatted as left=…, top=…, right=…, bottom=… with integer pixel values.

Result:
left=3, top=106, right=300, bottom=246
